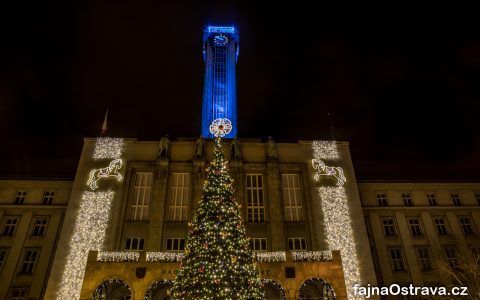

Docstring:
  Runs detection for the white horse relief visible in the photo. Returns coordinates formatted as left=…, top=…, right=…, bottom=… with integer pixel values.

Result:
left=311, top=158, right=346, bottom=186
left=87, top=159, right=123, bottom=190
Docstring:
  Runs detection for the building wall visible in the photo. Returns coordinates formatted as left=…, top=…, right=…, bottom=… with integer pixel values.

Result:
left=359, top=182, right=480, bottom=288
left=0, top=179, right=72, bottom=300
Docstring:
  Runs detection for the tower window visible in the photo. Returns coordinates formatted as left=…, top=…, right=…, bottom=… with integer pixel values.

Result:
left=31, top=217, right=48, bottom=236
left=376, top=193, right=388, bottom=206
left=14, top=191, right=27, bottom=205
left=42, top=191, right=55, bottom=205
left=130, top=172, right=152, bottom=221
left=246, top=174, right=265, bottom=222
left=125, top=237, right=144, bottom=251
left=450, top=193, right=461, bottom=206
left=169, top=173, right=190, bottom=221
left=282, top=174, right=303, bottom=222
left=401, top=192, right=413, bottom=206
left=288, top=237, right=307, bottom=250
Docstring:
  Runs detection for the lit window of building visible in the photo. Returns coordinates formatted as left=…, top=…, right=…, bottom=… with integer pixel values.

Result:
left=169, top=173, right=189, bottom=221
left=416, top=247, right=432, bottom=271
left=19, top=249, right=39, bottom=274
left=130, top=172, right=152, bottom=221
left=249, top=238, right=267, bottom=251
left=166, top=238, right=185, bottom=251
left=450, top=193, right=461, bottom=206
left=376, top=193, right=388, bottom=206
left=426, top=193, right=437, bottom=206
left=246, top=174, right=265, bottom=222
left=125, top=237, right=144, bottom=251
left=401, top=192, right=413, bottom=206
left=288, top=237, right=307, bottom=250
left=31, top=217, right=48, bottom=236
left=389, top=248, right=406, bottom=272
left=1, top=217, right=19, bottom=236
left=42, top=191, right=55, bottom=205
left=381, top=217, right=397, bottom=236
left=14, top=191, right=27, bottom=205
left=282, top=174, right=303, bottom=222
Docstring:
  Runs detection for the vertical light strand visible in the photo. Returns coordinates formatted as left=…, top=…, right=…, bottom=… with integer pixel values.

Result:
left=312, top=141, right=361, bottom=300
left=57, top=191, right=115, bottom=299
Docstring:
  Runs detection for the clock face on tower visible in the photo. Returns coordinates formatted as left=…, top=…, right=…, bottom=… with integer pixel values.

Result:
left=213, top=34, right=228, bottom=46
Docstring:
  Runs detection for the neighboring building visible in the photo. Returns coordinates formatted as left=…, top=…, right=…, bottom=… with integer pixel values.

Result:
left=360, top=182, right=480, bottom=290
left=0, top=179, right=72, bottom=300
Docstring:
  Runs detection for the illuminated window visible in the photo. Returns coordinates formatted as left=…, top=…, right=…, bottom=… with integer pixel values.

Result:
left=19, top=249, right=39, bottom=274
left=0, top=249, right=8, bottom=270
left=433, top=217, right=449, bottom=235
left=443, top=246, right=457, bottom=268
left=14, top=191, right=27, bottom=205
left=130, top=172, right=152, bottom=221
left=11, top=288, right=27, bottom=300
left=288, top=237, right=307, bottom=250
left=450, top=193, right=461, bottom=206
left=408, top=218, right=423, bottom=236
left=376, top=193, right=388, bottom=206
left=381, top=217, right=397, bottom=236
left=246, top=174, right=265, bottom=222
left=401, top=192, right=413, bottom=206
left=125, top=237, right=144, bottom=251
left=169, top=173, right=189, bottom=221
left=166, top=238, right=185, bottom=251
left=416, top=247, right=432, bottom=271
left=42, top=191, right=55, bottom=205
left=31, top=217, right=48, bottom=236
left=389, top=248, right=406, bottom=272
left=282, top=174, right=303, bottom=222
left=459, top=217, right=474, bottom=235
left=426, top=193, right=437, bottom=206
left=249, top=238, right=267, bottom=251
left=1, top=217, right=19, bottom=236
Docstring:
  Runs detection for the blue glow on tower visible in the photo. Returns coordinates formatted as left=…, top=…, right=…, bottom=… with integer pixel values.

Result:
left=201, top=25, right=239, bottom=138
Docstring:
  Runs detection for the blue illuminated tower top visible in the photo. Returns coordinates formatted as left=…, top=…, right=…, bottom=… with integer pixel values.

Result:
left=201, top=26, right=239, bottom=138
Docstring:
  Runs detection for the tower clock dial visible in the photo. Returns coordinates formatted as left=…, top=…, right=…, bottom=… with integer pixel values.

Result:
left=213, top=34, right=228, bottom=46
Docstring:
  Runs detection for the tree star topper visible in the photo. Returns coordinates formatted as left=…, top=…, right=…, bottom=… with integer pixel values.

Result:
left=209, top=118, right=232, bottom=137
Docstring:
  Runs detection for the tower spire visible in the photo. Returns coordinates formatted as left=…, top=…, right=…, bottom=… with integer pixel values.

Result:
left=101, top=109, right=108, bottom=136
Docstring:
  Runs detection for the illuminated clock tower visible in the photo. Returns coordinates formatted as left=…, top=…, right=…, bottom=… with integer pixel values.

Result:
left=201, top=26, right=239, bottom=138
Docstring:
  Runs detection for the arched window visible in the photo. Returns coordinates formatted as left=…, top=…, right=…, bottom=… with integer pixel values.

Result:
left=262, top=279, right=287, bottom=300
left=92, top=279, right=132, bottom=300
left=298, top=278, right=335, bottom=300
left=144, top=280, right=173, bottom=300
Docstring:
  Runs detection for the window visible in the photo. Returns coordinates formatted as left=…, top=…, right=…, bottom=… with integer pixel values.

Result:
left=426, top=193, right=437, bottom=206
left=408, top=218, right=423, bottom=236
left=389, top=248, right=406, bottom=271
left=130, top=172, right=152, bottom=221
left=31, top=217, right=48, bottom=236
left=475, top=192, right=480, bottom=205
left=382, top=217, right=397, bottom=236
left=1, top=217, right=19, bottom=236
left=42, top=191, right=55, bottom=205
left=288, top=237, right=307, bottom=250
left=433, top=217, right=449, bottom=235
left=246, top=174, right=265, bottom=222
left=125, top=237, right=144, bottom=251
left=166, top=238, right=185, bottom=251
left=0, top=249, right=8, bottom=270
left=376, top=193, right=388, bottom=206
left=14, top=191, right=27, bottom=205
left=451, top=193, right=461, bottom=206
left=19, top=249, right=39, bottom=274
left=416, top=247, right=432, bottom=271
left=249, top=238, right=267, bottom=251
left=443, top=247, right=457, bottom=268
left=282, top=174, right=303, bottom=222
left=401, top=192, right=413, bottom=206
left=10, top=288, right=27, bottom=300
left=459, top=217, right=474, bottom=235
left=169, top=173, right=189, bottom=221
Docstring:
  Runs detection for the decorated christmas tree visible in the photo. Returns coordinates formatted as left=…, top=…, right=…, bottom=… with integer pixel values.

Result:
left=171, top=121, right=264, bottom=299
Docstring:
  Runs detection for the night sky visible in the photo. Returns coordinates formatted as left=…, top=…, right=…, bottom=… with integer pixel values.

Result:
left=1, top=2, right=480, bottom=180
